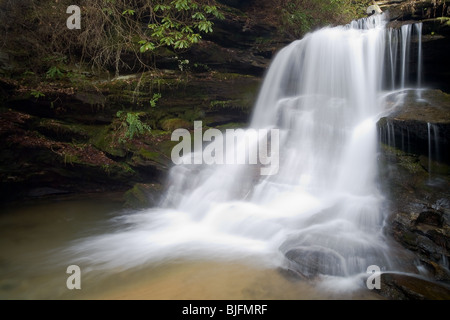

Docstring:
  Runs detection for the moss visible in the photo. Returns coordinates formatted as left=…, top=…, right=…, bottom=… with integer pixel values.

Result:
left=149, top=129, right=169, bottom=137
left=61, top=152, right=79, bottom=166
left=215, top=122, right=247, bottom=130
left=90, top=125, right=127, bottom=158
left=159, top=139, right=180, bottom=159
left=419, top=155, right=450, bottom=175
left=380, top=143, right=429, bottom=191
left=123, top=183, right=163, bottom=208
left=133, top=147, right=167, bottom=166
left=138, top=148, right=160, bottom=161
left=183, top=108, right=205, bottom=122
left=209, top=99, right=250, bottom=111
left=37, top=119, right=89, bottom=142
left=160, top=118, right=192, bottom=131
left=211, top=72, right=254, bottom=80
left=435, top=17, right=450, bottom=26
left=399, top=158, right=426, bottom=175
left=402, top=230, right=418, bottom=248
left=392, top=90, right=450, bottom=123
left=116, top=163, right=136, bottom=175
left=382, top=144, right=427, bottom=174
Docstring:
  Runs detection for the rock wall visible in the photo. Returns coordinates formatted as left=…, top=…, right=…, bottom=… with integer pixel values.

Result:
left=379, top=0, right=450, bottom=92
left=377, top=89, right=450, bottom=292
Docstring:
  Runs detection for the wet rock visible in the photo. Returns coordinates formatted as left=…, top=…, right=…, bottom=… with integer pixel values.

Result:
left=378, top=272, right=450, bottom=300
left=381, top=0, right=450, bottom=92
left=160, top=118, right=192, bottom=131
left=416, top=210, right=444, bottom=227
left=27, top=187, right=70, bottom=197
left=379, top=0, right=450, bottom=21
left=378, top=89, right=450, bottom=163
left=379, top=146, right=450, bottom=282
left=36, top=119, right=90, bottom=143
left=0, top=51, right=13, bottom=75
left=123, top=183, right=163, bottom=209
left=186, top=40, right=272, bottom=77
left=422, top=24, right=450, bottom=93
left=377, top=87, right=450, bottom=282
left=285, top=246, right=346, bottom=278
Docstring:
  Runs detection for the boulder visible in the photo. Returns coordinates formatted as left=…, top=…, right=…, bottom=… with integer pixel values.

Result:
left=285, top=246, right=347, bottom=278
left=378, top=272, right=450, bottom=299
left=123, top=183, right=163, bottom=209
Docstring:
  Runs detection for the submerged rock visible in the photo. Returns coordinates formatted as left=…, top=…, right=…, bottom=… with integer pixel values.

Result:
left=285, top=246, right=347, bottom=278
left=123, top=183, right=163, bottom=209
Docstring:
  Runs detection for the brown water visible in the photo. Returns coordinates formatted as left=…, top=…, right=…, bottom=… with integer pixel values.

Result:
left=0, top=194, right=381, bottom=300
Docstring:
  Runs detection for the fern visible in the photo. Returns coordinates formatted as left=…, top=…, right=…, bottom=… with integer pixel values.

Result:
left=116, top=111, right=151, bottom=143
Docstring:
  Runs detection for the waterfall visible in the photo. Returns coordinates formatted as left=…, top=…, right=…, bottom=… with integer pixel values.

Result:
left=427, top=122, right=440, bottom=176
left=69, top=14, right=424, bottom=290
left=385, top=22, right=423, bottom=91
left=400, top=24, right=412, bottom=90
left=416, top=23, right=423, bottom=99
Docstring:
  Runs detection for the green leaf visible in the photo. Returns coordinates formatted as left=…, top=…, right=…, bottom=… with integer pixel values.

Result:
left=192, top=12, right=205, bottom=20
left=139, top=41, right=155, bottom=52
left=150, top=93, right=162, bottom=108
left=160, top=37, right=175, bottom=46
left=154, top=4, right=170, bottom=12
left=174, top=40, right=189, bottom=49
left=181, top=26, right=194, bottom=34
left=173, top=0, right=190, bottom=11
left=196, top=21, right=213, bottom=33
left=122, top=9, right=135, bottom=16
left=31, top=90, right=45, bottom=98
left=187, top=33, right=201, bottom=43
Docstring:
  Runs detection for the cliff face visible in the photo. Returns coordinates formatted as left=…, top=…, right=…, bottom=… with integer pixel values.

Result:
left=377, top=90, right=450, bottom=285
left=374, top=1, right=450, bottom=296
left=0, top=1, right=285, bottom=202
left=378, top=0, right=450, bottom=92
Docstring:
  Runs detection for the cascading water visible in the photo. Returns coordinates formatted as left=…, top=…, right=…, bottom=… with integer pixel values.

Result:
left=427, top=122, right=440, bottom=176
left=67, top=14, right=424, bottom=291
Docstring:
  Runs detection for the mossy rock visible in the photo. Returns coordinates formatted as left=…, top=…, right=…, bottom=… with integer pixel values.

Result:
left=129, top=147, right=170, bottom=170
left=160, top=118, right=192, bottom=131
left=215, top=122, right=247, bottom=131
left=90, top=125, right=127, bottom=158
left=123, top=183, right=163, bottom=208
left=419, top=155, right=450, bottom=175
left=379, top=273, right=450, bottom=300
left=183, top=108, right=205, bottom=122
left=36, top=119, right=89, bottom=143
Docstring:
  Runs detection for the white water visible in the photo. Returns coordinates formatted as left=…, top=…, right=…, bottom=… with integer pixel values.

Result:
left=66, top=14, right=423, bottom=291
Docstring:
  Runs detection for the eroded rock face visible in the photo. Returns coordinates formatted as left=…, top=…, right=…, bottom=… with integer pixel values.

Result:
left=379, top=272, right=450, bottom=300
left=380, top=0, right=450, bottom=92
left=378, top=89, right=450, bottom=163
left=378, top=0, right=450, bottom=21
left=377, top=88, right=450, bottom=286
left=0, top=70, right=261, bottom=203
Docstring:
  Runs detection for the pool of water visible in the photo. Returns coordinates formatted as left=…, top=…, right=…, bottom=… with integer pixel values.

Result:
left=0, top=193, right=381, bottom=300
